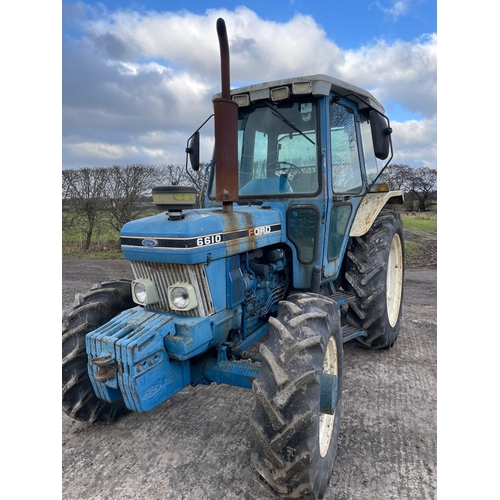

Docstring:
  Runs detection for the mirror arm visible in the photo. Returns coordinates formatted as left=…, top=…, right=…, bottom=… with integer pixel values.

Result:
left=184, top=113, right=214, bottom=190
left=186, top=114, right=214, bottom=152
left=185, top=114, right=214, bottom=155
left=184, top=151, right=200, bottom=190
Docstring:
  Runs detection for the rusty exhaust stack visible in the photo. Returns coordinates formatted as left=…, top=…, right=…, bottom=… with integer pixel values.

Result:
left=214, top=18, right=239, bottom=212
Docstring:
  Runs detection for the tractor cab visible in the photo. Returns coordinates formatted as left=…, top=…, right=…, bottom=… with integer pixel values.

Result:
left=206, top=74, right=389, bottom=204
left=191, top=74, right=394, bottom=289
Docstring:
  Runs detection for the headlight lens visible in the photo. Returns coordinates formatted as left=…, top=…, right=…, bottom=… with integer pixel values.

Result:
left=170, top=287, right=190, bottom=309
left=167, top=283, right=198, bottom=311
left=131, top=279, right=159, bottom=306
left=134, top=282, right=147, bottom=303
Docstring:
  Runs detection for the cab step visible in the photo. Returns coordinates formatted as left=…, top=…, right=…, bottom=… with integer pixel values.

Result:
left=328, top=290, right=356, bottom=306
left=327, top=291, right=365, bottom=342
left=341, top=323, right=365, bottom=343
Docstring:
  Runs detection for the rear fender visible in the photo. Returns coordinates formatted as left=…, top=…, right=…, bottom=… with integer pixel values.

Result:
left=350, top=190, right=404, bottom=237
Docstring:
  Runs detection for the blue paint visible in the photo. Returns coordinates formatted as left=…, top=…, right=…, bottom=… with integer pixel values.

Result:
left=86, top=308, right=189, bottom=412
left=320, top=372, right=338, bottom=415
left=121, top=206, right=284, bottom=264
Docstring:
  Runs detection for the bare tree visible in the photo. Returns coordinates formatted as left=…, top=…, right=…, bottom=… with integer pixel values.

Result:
left=380, top=163, right=412, bottom=191
left=407, top=167, right=437, bottom=212
left=62, top=167, right=108, bottom=250
left=103, top=164, right=162, bottom=231
left=186, top=163, right=208, bottom=208
left=157, top=164, right=188, bottom=186
left=381, top=164, right=437, bottom=212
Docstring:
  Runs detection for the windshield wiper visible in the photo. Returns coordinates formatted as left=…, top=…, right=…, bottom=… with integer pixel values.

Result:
left=263, top=101, right=315, bottom=145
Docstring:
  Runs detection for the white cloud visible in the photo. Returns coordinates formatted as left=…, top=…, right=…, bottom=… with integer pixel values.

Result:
left=341, top=34, right=437, bottom=118
left=68, top=142, right=139, bottom=159
left=84, top=7, right=346, bottom=81
left=371, top=1, right=412, bottom=22
left=109, top=60, right=170, bottom=77
left=391, top=116, right=437, bottom=169
left=63, top=6, right=437, bottom=169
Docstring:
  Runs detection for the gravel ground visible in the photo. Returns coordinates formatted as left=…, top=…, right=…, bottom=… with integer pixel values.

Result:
left=62, top=250, right=436, bottom=500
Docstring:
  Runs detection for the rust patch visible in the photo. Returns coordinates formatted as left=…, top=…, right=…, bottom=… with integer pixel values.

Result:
left=214, top=18, right=239, bottom=204
left=214, top=98, right=239, bottom=202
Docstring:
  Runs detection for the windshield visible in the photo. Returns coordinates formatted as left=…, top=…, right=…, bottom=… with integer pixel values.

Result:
left=210, top=99, right=319, bottom=198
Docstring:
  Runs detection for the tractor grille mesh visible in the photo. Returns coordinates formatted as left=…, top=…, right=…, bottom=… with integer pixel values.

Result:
left=129, top=261, right=215, bottom=317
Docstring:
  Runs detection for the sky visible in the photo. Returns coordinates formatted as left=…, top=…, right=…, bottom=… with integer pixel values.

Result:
left=61, top=0, right=437, bottom=170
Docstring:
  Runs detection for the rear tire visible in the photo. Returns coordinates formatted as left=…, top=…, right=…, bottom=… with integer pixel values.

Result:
left=345, top=210, right=405, bottom=349
left=250, top=293, right=343, bottom=499
left=62, top=280, right=135, bottom=423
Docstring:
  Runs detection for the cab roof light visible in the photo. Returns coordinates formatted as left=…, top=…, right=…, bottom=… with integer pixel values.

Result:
left=233, top=94, right=250, bottom=107
left=292, top=81, right=312, bottom=95
left=271, top=86, right=290, bottom=102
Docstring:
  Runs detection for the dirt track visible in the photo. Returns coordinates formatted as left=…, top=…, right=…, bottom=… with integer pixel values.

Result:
left=62, top=259, right=436, bottom=500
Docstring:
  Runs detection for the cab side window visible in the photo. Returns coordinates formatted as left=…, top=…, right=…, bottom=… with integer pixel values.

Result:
left=359, top=114, right=382, bottom=185
left=330, top=102, right=362, bottom=194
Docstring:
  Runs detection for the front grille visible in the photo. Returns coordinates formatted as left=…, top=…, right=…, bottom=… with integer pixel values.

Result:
left=130, top=261, right=215, bottom=317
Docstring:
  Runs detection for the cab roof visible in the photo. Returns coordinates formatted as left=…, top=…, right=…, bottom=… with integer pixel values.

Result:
left=213, top=74, right=385, bottom=114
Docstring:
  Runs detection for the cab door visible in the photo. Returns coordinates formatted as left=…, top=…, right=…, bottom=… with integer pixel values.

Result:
left=322, top=98, right=365, bottom=281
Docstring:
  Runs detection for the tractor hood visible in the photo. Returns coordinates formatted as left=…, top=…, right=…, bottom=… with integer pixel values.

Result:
left=120, top=205, right=284, bottom=265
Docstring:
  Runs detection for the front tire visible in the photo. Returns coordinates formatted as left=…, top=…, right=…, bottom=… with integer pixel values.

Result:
left=345, top=210, right=405, bottom=349
left=250, top=293, right=343, bottom=499
left=62, top=280, right=135, bottom=423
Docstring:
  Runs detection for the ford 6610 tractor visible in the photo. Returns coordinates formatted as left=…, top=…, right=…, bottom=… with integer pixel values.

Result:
left=62, top=18, right=404, bottom=500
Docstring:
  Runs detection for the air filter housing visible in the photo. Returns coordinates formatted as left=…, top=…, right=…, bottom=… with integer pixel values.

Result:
left=152, top=185, right=197, bottom=220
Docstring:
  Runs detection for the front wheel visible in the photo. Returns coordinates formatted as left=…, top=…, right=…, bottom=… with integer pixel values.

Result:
left=250, top=293, right=343, bottom=499
left=62, top=280, right=135, bottom=423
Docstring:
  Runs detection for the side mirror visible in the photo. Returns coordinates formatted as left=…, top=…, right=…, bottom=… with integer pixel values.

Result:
left=186, top=131, right=200, bottom=171
left=369, top=110, right=392, bottom=160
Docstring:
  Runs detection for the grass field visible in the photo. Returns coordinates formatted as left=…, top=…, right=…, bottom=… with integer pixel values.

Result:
left=401, top=214, right=437, bottom=268
left=62, top=209, right=155, bottom=258
left=401, top=214, right=437, bottom=234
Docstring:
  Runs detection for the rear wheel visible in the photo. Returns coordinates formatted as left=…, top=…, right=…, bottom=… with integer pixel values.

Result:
left=62, top=280, right=135, bottom=423
left=250, top=293, right=343, bottom=499
left=345, top=210, right=405, bottom=349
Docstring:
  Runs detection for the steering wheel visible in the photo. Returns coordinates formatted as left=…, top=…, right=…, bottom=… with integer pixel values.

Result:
left=269, top=161, right=300, bottom=179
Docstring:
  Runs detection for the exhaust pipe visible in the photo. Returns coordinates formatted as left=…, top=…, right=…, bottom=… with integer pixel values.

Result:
left=213, top=18, right=239, bottom=211
left=217, top=18, right=231, bottom=101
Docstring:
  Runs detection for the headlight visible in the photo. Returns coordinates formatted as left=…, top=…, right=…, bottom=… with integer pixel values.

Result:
left=168, top=283, right=198, bottom=311
left=132, top=279, right=159, bottom=306
left=134, top=282, right=147, bottom=303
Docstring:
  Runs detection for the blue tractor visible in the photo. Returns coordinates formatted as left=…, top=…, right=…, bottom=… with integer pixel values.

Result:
left=62, top=19, right=404, bottom=499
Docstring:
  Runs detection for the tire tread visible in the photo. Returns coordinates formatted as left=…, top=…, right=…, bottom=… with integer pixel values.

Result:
left=62, top=280, right=134, bottom=423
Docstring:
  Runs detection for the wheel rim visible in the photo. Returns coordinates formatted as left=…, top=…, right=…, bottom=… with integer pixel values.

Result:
left=386, top=233, right=403, bottom=327
left=319, top=336, right=338, bottom=457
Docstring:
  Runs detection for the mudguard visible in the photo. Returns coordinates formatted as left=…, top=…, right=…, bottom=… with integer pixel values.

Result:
left=350, top=190, right=404, bottom=237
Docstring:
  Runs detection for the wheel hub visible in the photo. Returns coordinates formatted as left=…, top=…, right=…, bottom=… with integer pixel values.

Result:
left=386, top=232, right=403, bottom=327
left=320, top=372, right=338, bottom=415
left=319, top=335, right=338, bottom=457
